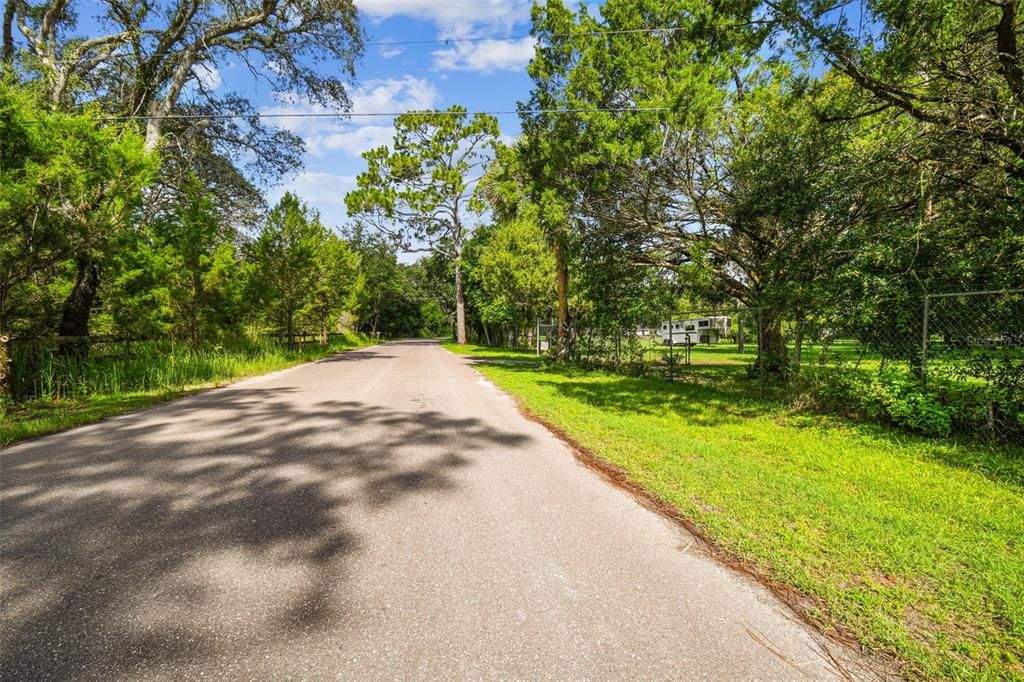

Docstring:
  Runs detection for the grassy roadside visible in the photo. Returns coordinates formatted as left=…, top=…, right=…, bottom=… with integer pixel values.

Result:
left=440, top=341, right=541, bottom=362
left=1, top=336, right=373, bottom=447
left=446, top=344, right=1024, bottom=679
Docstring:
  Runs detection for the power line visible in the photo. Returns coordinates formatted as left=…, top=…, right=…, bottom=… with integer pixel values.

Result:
left=94, top=106, right=672, bottom=123
left=361, top=26, right=688, bottom=47
left=25, top=24, right=754, bottom=64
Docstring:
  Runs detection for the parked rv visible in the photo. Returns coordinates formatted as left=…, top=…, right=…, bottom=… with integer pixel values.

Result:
left=656, top=316, right=731, bottom=345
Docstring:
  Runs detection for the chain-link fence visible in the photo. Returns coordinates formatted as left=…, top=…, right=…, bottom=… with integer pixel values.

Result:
left=572, top=306, right=763, bottom=382
left=522, top=287, right=1023, bottom=444
left=921, top=289, right=1024, bottom=441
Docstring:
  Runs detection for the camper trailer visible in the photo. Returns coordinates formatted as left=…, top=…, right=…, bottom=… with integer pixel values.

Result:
left=657, top=316, right=731, bottom=345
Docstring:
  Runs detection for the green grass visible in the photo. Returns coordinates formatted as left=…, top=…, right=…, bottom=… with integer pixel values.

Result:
left=445, top=344, right=1024, bottom=679
left=440, top=341, right=542, bottom=362
left=633, top=338, right=887, bottom=371
left=1, top=333, right=372, bottom=447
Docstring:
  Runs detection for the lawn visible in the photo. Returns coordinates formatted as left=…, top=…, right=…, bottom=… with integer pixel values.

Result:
left=446, top=344, right=1024, bottom=680
left=1, top=334, right=373, bottom=447
left=585, top=337, right=886, bottom=369
left=440, top=341, right=542, bottom=362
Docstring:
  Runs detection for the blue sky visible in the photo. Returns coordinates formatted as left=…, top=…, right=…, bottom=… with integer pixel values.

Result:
left=240, top=0, right=542, bottom=229
left=71, top=1, right=542, bottom=227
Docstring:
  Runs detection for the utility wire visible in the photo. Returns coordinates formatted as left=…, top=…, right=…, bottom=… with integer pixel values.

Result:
left=41, top=24, right=759, bottom=64
left=95, top=106, right=673, bottom=123
left=361, top=26, right=688, bottom=47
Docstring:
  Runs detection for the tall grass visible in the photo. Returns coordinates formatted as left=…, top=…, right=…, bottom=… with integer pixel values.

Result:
left=8, top=332, right=365, bottom=402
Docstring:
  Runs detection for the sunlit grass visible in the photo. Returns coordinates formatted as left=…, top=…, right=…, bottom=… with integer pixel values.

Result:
left=440, top=341, right=541, bottom=362
left=445, top=344, right=1024, bottom=679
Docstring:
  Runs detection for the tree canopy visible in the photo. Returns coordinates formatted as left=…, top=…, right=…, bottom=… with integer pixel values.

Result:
left=346, top=106, right=500, bottom=344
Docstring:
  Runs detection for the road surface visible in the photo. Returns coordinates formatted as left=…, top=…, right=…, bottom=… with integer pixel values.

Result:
left=1, top=340, right=873, bottom=680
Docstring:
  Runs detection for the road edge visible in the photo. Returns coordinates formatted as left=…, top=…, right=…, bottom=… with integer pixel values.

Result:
left=446, top=347, right=902, bottom=681
left=1, top=343, right=381, bottom=450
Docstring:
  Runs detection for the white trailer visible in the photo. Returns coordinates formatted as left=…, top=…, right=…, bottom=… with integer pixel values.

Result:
left=656, top=316, right=731, bottom=345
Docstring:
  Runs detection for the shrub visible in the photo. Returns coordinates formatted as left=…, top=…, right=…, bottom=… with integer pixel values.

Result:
left=794, top=365, right=953, bottom=437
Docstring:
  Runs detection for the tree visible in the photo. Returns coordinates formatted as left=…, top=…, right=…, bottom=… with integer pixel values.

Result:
left=346, top=227, right=401, bottom=337
left=756, top=0, right=1024, bottom=180
left=516, top=0, right=900, bottom=372
left=249, top=193, right=324, bottom=349
left=478, top=137, right=573, bottom=354
left=0, top=81, right=153, bottom=342
left=517, top=0, right=588, bottom=358
left=306, top=233, right=360, bottom=343
left=2, top=0, right=364, bottom=347
left=3, top=0, right=363, bottom=150
left=517, top=0, right=760, bottom=359
left=346, top=106, right=500, bottom=344
left=476, top=217, right=555, bottom=339
left=156, top=178, right=245, bottom=347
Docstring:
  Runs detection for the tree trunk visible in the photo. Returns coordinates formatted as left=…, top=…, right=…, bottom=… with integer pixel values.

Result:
left=454, top=261, right=467, bottom=345
left=793, top=315, right=805, bottom=369
left=0, top=285, right=8, bottom=337
left=737, top=315, right=745, bottom=353
left=58, top=257, right=100, bottom=357
left=2, top=0, right=15, bottom=63
left=286, top=307, right=294, bottom=351
left=757, top=313, right=789, bottom=375
left=554, top=237, right=571, bottom=360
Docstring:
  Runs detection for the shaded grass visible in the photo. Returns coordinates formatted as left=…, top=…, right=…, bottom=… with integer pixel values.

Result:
left=445, top=345, right=1024, bottom=679
left=1, top=335, right=372, bottom=447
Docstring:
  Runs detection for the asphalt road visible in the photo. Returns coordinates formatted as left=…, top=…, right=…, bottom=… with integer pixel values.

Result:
left=1, top=340, right=874, bottom=680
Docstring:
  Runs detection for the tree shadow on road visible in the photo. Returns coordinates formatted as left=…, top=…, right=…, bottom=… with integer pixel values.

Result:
left=0, top=387, right=530, bottom=679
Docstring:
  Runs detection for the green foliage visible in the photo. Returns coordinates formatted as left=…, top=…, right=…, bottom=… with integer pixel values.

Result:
left=305, top=233, right=360, bottom=341
left=99, top=177, right=248, bottom=345
left=473, top=217, right=555, bottom=325
left=248, top=193, right=329, bottom=345
left=8, top=334, right=361, bottom=401
left=346, top=105, right=501, bottom=343
left=950, top=352, right=1024, bottom=443
left=787, top=363, right=1024, bottom=439
left=0, top=80, right=154, bottom=335
left=346, top=106, right=500, bottom=250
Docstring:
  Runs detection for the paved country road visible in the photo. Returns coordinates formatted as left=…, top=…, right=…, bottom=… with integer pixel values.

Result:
left=1, top=340, right=875, bottom=680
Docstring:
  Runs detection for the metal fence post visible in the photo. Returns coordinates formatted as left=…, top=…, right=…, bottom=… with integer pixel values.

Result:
left=921, top=293, right=930, bottom=387
left=668, top=310, right=674, bottom=382
left=757, top=306, right=765, bottom=399
left=737, top=307, right=745, bottom=353
left=0, top=334, right=8, bottom=398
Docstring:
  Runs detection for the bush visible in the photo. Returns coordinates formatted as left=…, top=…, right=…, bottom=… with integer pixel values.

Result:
left=947, top=352, right=1024, bottom=443
left=794, top=365, right=953, bottom=437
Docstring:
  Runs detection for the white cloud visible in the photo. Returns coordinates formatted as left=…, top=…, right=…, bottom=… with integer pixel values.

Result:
left=191, top=63, right=222, bottom=91
left=356, top=0, right=530, bottom=35
left=350, top=75, right=439, bottom=113
left=322, top=125, right=395, bottom=156
left=267, top=172, right=358, bottom=227
left=432, top=37, right=535, bottom=73
left=379, top=45, right=403, bottom=58
left=259, top=76, right=440, bottom=157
